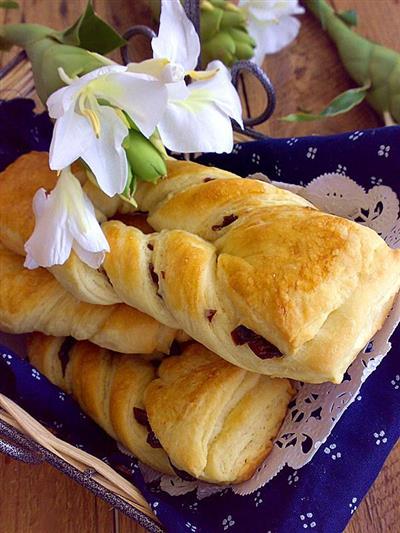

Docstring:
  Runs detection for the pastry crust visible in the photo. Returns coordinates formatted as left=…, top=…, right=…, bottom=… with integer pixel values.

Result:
left=145, top=343, right=295, bottom=483
left=2, top=153, right=399, bottom=383
left=0, top=245, right=179, bottom=354
left=27, top=333, right=173, bottom=474
left=27, top=334, right=294, bottom=483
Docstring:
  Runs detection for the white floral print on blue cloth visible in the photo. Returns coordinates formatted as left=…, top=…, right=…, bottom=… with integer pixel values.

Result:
left=0, top=99, right=399, bottom=533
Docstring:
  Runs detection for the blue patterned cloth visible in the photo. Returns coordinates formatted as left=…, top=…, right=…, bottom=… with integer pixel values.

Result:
left=0, top=99, right=399, bottom=533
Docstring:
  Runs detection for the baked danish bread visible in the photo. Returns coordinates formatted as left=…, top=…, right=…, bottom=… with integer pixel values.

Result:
left=0, top=245, right=180, bottom=354
left=27, top=333, right=173, bottom=475
left=2, top=152, right=399, bottom=383
left=102, top=182, right=400, bottom=383
left=144, top=343, right=294, bottom=483
left=27, top=333, right=294, bottom=483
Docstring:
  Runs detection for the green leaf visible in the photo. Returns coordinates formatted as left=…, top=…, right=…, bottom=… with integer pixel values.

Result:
left=0, top=1, right=19, bottom=8
left=337, top=9, right=358, bottom=27
left=53, top=0, right=126, bottom=54
left=281, top=83, right=370, bottom=122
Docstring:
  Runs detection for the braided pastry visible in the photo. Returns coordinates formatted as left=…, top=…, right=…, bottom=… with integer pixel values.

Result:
left=101, top=160, right=400, bottom=383
left=0, top=245, right=180, bottom=354
left=27, top=333, right=173, bottom=475
left=2, top=153, right=399, bottom=383
left=27, top=333, right=294, bottom=483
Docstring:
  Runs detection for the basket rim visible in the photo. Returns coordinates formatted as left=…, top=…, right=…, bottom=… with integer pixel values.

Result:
left=0, top=391, right=163, bottom=533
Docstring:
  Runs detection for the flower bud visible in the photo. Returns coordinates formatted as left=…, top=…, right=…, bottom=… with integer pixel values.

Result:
left=123, top=129, right=167, bottom=185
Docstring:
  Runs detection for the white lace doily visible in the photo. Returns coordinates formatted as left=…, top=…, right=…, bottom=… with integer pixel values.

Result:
left=129, top=172, right=400, bottom=498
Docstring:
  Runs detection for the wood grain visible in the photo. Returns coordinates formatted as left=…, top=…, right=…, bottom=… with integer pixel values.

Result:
left=0, top=457, right=115, bottom=533
left=0, top=1, right=399, bottom=532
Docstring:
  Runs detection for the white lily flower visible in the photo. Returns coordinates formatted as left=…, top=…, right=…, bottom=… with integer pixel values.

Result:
left=24, top=167, right=109, bottom=270
left=239, top=0, right=305, bottom=65
left=128, top=0, right=243, bottom=153
left=158, top=60, right=243, bottom=153
left=47, top=65, right=167, bottom=196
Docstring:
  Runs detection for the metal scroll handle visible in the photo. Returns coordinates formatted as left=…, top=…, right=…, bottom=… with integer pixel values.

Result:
left=231, top=61, right=276, bottom=139
left=120, top=1, right=275, bottom=141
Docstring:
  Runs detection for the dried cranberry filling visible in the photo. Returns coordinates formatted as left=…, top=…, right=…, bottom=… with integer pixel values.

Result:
left=203, top=177, right=215, bottom=183
left=149, top=263, right=159, bottom=285
left=147, top=430, right=163, bottom=448
left=231, top=325, right=282, bottom=359
left=147, top=243, right=154, bottom=251
left=58, top=336, right=76, bottom=376
left=133, top=407, right=150, bottom=430
left=206, top=309, right=217, bottom=322
left=211, top=214, right=238, bottom=231
left=134, top=407, right=163, bottom=448
left=231, top=325, right=257, bottom=345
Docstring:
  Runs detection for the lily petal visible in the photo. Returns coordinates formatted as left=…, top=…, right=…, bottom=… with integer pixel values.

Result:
left=49, top=106, right=93, bottom=170
left=81, top=106, right=129, bottom=197
left=152, top=0, right=200, bottom=72
left=73, top=64, right=128, bottom=84
left=190, top=60, right=243, bottom=128
left=72, top=242, right=107, bottom=269
left=24, top=187, right=73, bottom=268
left=94, top=72, right=168, bottom=138
left=239, top=0, right=304, bottom=22
left=68, top=187, right=110, bottom=255
left=158, top=82, right=234, bottom=153
left=46, top=65, right=128, bottom=118
left=24, top=170, right=109, bottom=270
left=47, top=83, right=78, bottom=119
left=250, top=14, right=301, bottom=63
left=127, top=58, right=169, bottom=78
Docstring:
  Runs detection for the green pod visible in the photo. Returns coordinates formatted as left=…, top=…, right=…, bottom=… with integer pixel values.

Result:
left=305, top=0, right=400, bottom=123
left=0, top=24, right=106, bottom=102
left=0, top=2, right=125, bottom=104
left=30, top=40, right=107, bottom=103
left=123, top=130, right=167, bottom=184
left=229, top=27, right=256, bottom=47
left=200, top=6, right=223, bottom=42
left=219, top=10, right=247, bottom=31
left=200, top=0, right=255, bottom=68
left=234, top=40, right=255, bottom=61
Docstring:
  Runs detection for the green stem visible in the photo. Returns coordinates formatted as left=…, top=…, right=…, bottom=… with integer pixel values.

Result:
left=0, top=23, right=52, bottom=49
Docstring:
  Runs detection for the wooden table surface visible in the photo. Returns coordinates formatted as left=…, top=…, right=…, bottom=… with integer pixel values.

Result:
left=0, top=1, right=399, bottom=532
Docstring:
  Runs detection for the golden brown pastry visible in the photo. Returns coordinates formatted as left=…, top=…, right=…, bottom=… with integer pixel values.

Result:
left=2, top=153, right=399, bottom=383
left=27, top=333, right=294, bottom=483
left=0, top=245, right=180, bottom=354
left=144, top=343, right=294, bottom=483
left=27, top=333, right=173, bottom=475
left=101, top=163, right=400, bottom=383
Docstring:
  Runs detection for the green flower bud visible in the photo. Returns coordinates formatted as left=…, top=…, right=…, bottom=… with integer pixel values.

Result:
left=123, top=130, right=167, bottom=186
